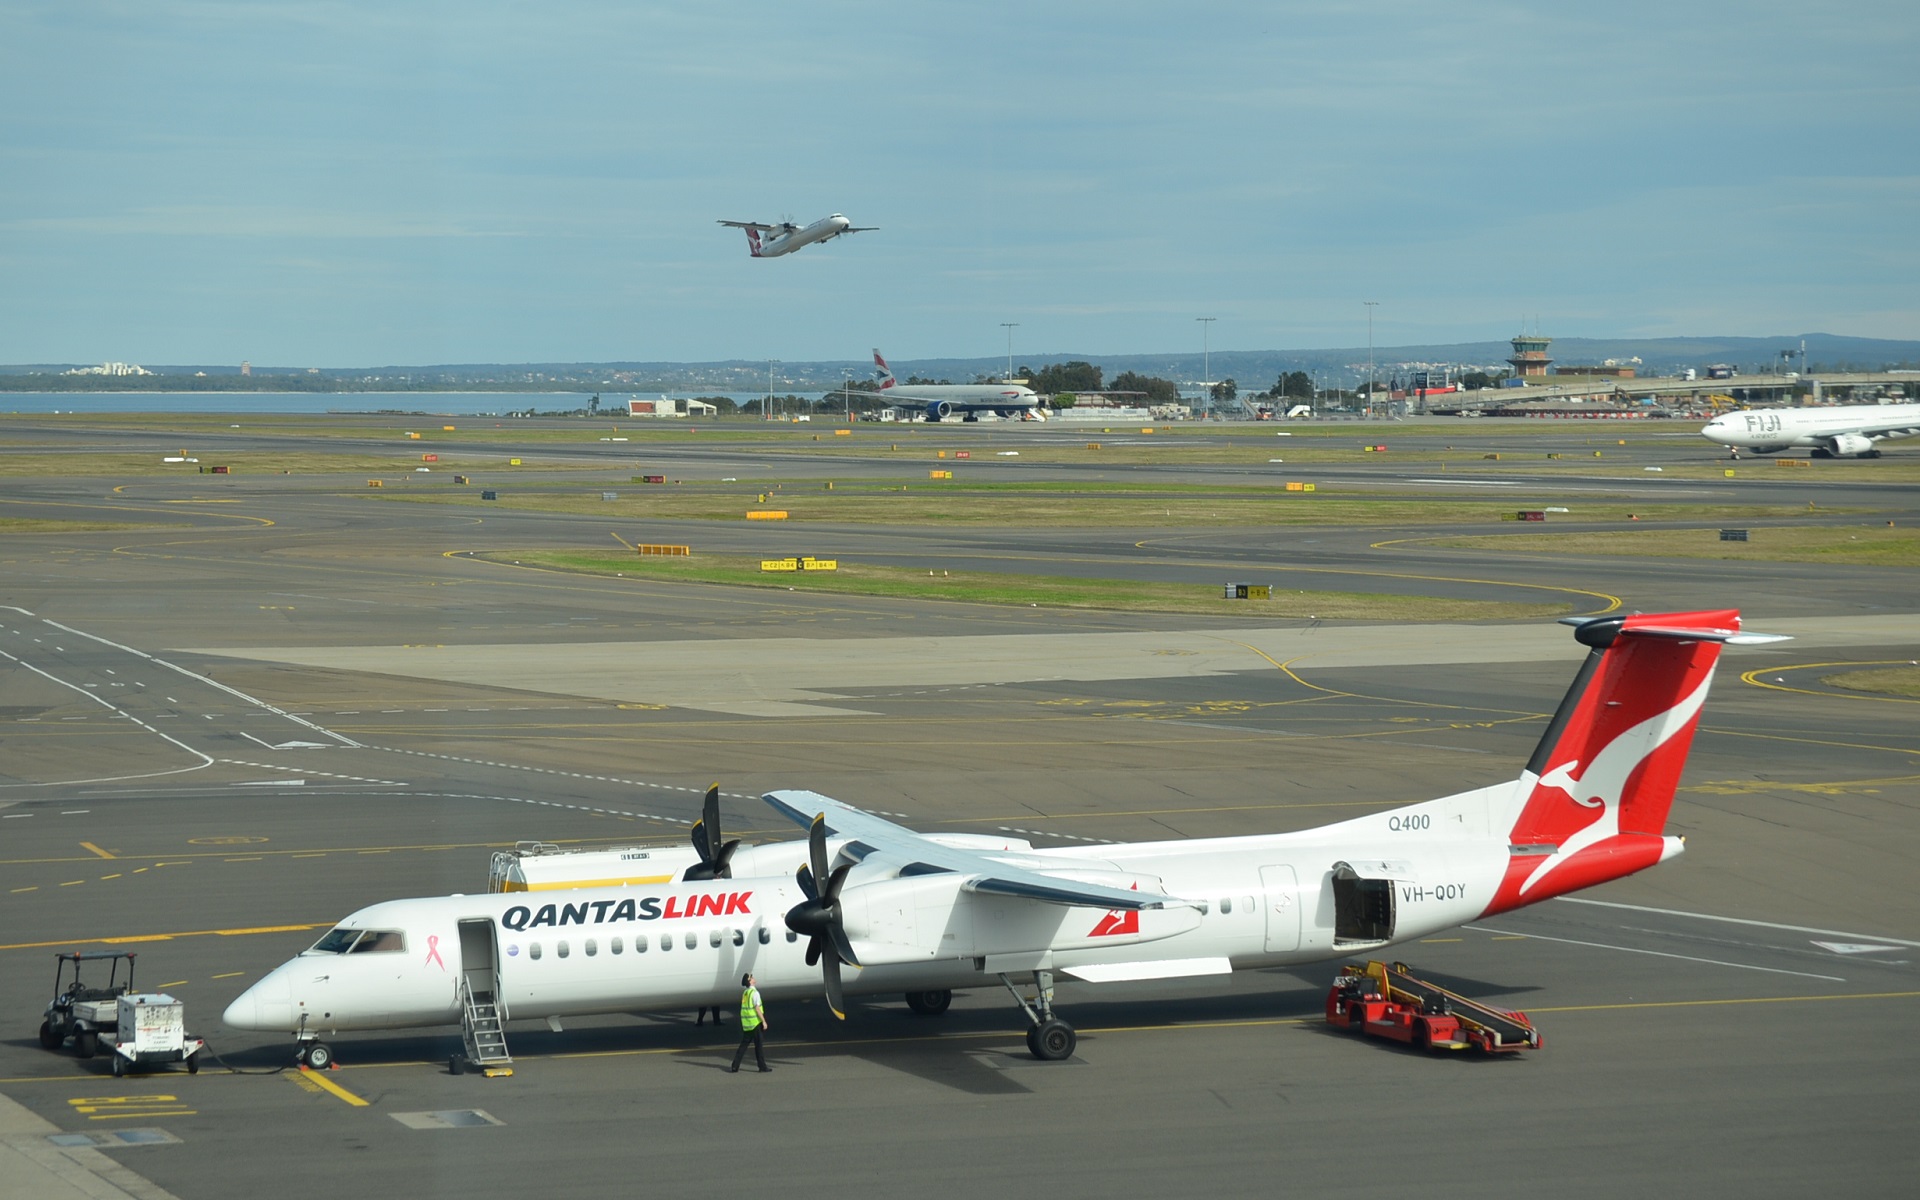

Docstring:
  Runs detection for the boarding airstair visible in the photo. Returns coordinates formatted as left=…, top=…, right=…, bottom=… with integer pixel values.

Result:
left=455, top=977, right=512, bottom=1074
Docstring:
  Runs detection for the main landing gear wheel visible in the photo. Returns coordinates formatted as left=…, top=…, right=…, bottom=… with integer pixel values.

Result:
left=905, top=990, right=952, bottom=1016
left=302, top=1042, right=333, bottom=1070
left=1031, top=1019, right=1076, bottom=1061
left=1000, top=969, right=1077, bottom=1061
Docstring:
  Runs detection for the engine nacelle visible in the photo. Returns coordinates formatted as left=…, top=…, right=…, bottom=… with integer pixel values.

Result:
left=927, top=401, right=952, bottom=421
left=1829, top=433, right=1876, bottom=457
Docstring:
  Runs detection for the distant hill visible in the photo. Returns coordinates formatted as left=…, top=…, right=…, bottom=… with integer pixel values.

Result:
left=5, top=333, right=1916, bottom=393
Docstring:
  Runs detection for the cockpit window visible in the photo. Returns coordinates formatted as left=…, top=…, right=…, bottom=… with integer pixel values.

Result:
left=310, top=928, right=406, bottom=954
left=309, top=927, right=362, bottom=954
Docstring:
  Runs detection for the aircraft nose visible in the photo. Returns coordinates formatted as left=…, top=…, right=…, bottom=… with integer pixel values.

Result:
left=223, top=967, right=294, bottom=1031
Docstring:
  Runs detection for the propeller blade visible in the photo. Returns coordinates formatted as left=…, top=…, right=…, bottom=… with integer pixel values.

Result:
left=828, top=922, right=860, bottom=970
left=808, top=814, right=830, bottom=891
left=794, top=863, right=819, bottom=905
left=683, top=784, right=727, bottom=881
left=805, top=937, right=822, bottom=968
left=822, top=955, right=846, bottom=1021
left=823, top=862, right=851, bottom=903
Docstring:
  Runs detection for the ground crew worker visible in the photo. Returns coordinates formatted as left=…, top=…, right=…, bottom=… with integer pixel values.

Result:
left=728, top=972, right=771, bottom=1073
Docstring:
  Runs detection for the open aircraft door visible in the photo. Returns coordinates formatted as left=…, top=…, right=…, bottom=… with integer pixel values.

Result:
left=1329, top=860, right=1414, bottom=948
left=1259, top=865, right=1300, bottom=953
left=457, top=919, right=505, bottom=1019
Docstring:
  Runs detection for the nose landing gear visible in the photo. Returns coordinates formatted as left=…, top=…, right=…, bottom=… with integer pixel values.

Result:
left=1001, top=971, right=1077, bottom=1061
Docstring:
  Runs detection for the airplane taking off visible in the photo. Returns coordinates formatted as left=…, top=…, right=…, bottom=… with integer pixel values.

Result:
left=1702, top=402, right=1920, bottom=457
left=718, top=213, right=876, bottom=258
left=226, top=611, right=1784, bottom=1067
left=871, top=349, right=1045, bottom=421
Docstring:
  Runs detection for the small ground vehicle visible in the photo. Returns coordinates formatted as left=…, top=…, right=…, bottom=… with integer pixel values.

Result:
left=1327, top=960, right=1541, bottom=1054
left=40, top=952, right=134, bottom=1059
left=106, top=993, right=205, bottom=1076
left=40, top=952, right=205, bottom=1074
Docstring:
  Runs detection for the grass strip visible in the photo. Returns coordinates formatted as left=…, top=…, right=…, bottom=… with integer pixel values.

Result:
left=384, top=487, right=1829, bottom=528
left=480, top=550, right=1567, bottom=621
left=1820, top=666, right=1920, bottom=697
left=1423, top=525, right=1920, bottom=566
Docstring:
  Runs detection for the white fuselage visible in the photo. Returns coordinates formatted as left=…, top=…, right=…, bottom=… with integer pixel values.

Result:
left=756, top=215, right=853, bottom=257
left=224, top=779, right=1576, bottom=1036
left=1701, top=403, right=1920, bottom=454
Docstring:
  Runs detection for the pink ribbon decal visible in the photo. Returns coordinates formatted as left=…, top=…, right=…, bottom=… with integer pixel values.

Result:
left=425, top=934, right=446, bottom=970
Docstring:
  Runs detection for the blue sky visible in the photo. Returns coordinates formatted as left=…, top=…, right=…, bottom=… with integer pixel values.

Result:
left=3, top=1, right=1915, bottom=366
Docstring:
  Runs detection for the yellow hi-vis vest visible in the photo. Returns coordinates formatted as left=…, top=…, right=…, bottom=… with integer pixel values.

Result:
left=739, top=986, right=763, bottom=1031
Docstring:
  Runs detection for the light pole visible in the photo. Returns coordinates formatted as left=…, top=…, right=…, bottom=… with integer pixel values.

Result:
left=1363, top=301, right=1378, bottom=414
left=765, top=360, right=778, bottom=421
left=1196, top=317, right=1215, bottom=415
left=1000, top=323, right=1019, bottom=383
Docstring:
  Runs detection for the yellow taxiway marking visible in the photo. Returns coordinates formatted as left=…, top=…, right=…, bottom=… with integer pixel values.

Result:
left=294, top=1068, right=370, bottom=1107
left=0, top=839, right=538, bottom=866
left=157, top=980, right=187, bottom=988
left=211, top=971, right=246, bottom=979
left=1741, top=660, right=1920, bottom=705
left=0, top=922, right=329, bottom=952
left=70, top=1095, right=195, bottom=1120
left=80, top=842, right=115, bottom=860
left=1528, top=990, right=1920, bottom=1015
left=1490, top=935, right=1528, bottom=941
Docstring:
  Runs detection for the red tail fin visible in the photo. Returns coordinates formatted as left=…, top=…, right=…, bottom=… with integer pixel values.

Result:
left=1482, top=610, right=1772, bottom=915
left=744, top=228, right=763, bottom=257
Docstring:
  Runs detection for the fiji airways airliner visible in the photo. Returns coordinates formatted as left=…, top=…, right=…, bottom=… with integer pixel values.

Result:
left=1702, top=402, right=1920, bottom=458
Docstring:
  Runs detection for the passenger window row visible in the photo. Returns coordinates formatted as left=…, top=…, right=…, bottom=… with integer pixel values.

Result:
left=523, top=926, right=785, bottom=960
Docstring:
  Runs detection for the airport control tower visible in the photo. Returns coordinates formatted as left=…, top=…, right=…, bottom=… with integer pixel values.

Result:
left=1507, top=334, right=1553, bottom=378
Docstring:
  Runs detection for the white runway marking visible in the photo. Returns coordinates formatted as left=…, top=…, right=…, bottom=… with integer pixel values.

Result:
left=1470, top=924, right=1847, bottom=982
left=1554, top=896, right=1920, bottom=949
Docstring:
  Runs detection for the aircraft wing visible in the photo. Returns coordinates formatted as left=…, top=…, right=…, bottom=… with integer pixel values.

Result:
left=717, top=219, right=779, bottom=232
left=818, top=226, right=878, bottom=242
left=763, top=789, right=1187, bottom=912
left=1859, top=419, right=1920, bottom=441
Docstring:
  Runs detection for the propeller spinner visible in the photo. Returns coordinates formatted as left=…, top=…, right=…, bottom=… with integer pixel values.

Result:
left=682, top=784, right=739, bottom=881
left=784, top=814, right=858, bottom=1019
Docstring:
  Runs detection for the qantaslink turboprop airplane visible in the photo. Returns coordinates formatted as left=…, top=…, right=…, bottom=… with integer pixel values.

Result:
left=224, top=610, right=1782, bottom=1068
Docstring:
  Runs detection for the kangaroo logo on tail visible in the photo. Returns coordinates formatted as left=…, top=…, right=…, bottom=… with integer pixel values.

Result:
left=744, top=228, right=764, bottom=258
left=1517, top=675, right=1713, bottom=897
